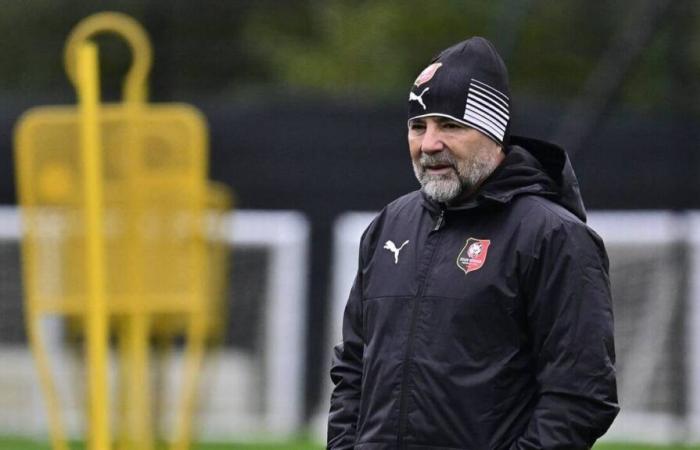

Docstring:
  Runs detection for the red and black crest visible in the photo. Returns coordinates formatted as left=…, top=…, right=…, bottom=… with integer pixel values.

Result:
left=414, top=62, right=442, bottom=87
left=456, top=238, right=491, bottom=274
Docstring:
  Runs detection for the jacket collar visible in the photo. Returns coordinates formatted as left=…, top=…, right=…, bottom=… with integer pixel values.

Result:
left=419, top=135, right=587, bottom=221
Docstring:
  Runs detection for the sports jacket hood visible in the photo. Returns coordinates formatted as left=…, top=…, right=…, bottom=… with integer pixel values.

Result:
left=422, top=135, right=587, bottom=222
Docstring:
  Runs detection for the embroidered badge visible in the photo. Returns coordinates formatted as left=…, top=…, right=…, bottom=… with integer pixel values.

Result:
left=384, top=240, right=409, bottom=264
left=414, top=62, right=442, bottom=87
left=456, top=238, right=490, bottom=274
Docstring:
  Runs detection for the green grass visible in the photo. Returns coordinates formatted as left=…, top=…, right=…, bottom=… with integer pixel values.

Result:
left=2, top=437, right=699, bottom=450
left=0, top=438, right=326, bottom=450
left=0, top=438, right=324, bottom=450
left=596, top=446, right=700, bottom=450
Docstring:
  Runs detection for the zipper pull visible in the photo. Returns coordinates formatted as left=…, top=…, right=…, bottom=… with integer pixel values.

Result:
left=433, top=209, right=445, bottom=231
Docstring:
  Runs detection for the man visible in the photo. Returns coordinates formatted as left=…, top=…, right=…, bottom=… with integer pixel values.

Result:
left=327, top=36, right=619, bottom=449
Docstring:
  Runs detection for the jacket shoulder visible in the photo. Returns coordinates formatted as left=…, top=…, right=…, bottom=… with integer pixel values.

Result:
left=368, top=190, right=423, bottom=230
left=384, top=190, right=424, bottom=215
left=359, top=190, right=423, bottom=256
left=512, top=195, right=607, bottom=261
left=512, top=194, right=587, bottom=230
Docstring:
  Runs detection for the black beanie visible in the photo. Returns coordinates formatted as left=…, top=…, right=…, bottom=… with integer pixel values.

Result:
left=407, top=36, right=511, bottom=145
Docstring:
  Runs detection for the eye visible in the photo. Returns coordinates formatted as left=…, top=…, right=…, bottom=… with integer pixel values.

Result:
left=408, top=121, right=426, bottom=132
left=442, top=121, right=463, bottom=129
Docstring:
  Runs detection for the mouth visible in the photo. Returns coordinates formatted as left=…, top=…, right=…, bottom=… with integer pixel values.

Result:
left=424, top=164, right=454, bottom=175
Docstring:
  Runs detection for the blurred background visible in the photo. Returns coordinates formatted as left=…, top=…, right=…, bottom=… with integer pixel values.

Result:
left=2, top=0, right=700, bottom=448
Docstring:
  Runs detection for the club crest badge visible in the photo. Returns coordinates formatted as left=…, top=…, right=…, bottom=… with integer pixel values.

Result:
left=414, top=62, right=442, bottom=87
left=456, top=238, right=490, bottom=274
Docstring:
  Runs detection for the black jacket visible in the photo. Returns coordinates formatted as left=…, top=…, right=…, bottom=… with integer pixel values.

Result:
left=327, top=136, right=619, bottom=449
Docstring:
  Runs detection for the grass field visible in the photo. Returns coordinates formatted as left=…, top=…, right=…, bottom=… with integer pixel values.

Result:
left=2, top=438, right=700, bottom=450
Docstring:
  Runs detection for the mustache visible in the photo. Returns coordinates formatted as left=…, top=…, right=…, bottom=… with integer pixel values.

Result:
left=419, top=153, right=456, bottom=168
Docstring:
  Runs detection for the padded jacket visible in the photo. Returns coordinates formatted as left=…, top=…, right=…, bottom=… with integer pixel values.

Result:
left=327, top=136, right=619, bottom=449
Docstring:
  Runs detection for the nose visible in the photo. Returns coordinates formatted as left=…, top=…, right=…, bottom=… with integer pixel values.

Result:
left=420, top=123, right=445, bottom=154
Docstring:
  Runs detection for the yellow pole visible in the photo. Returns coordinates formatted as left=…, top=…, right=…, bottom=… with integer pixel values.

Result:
left=171, top=317, right=206, bottom=450
left=115, top=326, right=129, bottom=450
left=27, top=316, right=70, bottom=450
left=124, top=315, right=153, bottom=450
left=120, top=60, right=153, bottom=450
left=77, top=42, right=111, bottom=450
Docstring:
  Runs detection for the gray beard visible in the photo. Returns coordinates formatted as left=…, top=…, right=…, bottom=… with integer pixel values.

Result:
left=413, top=149, right=501, bottom=204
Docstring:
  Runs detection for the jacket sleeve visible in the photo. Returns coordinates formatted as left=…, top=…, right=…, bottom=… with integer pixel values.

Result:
left=510, top=222, right=619, bottom=450
left=327, top=234, right=368, bottom=449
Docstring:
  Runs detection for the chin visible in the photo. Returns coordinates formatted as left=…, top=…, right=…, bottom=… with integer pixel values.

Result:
left=422, top=179, right=461, bottom=203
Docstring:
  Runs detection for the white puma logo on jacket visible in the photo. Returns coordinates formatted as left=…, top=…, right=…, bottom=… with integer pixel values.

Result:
left=384, top=240, right=410, bottom=264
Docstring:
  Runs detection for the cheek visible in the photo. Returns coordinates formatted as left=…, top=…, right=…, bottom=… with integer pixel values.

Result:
left=408, top=138, right=422, bottom=161
left=452, top=138, right=485, bottom=162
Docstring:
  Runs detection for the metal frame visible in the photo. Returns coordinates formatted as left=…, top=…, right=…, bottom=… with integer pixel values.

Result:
left=588, top=211, right=687, bottom=443
left=686, top=213, right=700, bottom=442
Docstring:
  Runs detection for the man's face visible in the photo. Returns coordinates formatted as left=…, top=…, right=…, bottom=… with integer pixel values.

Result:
left=408, top=116, right=504, bottom=204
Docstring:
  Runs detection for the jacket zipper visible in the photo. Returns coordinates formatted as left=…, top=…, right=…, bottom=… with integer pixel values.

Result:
left=396, top=209, right=445, bottom=448
left=433, top=208, right=445, bottom=231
